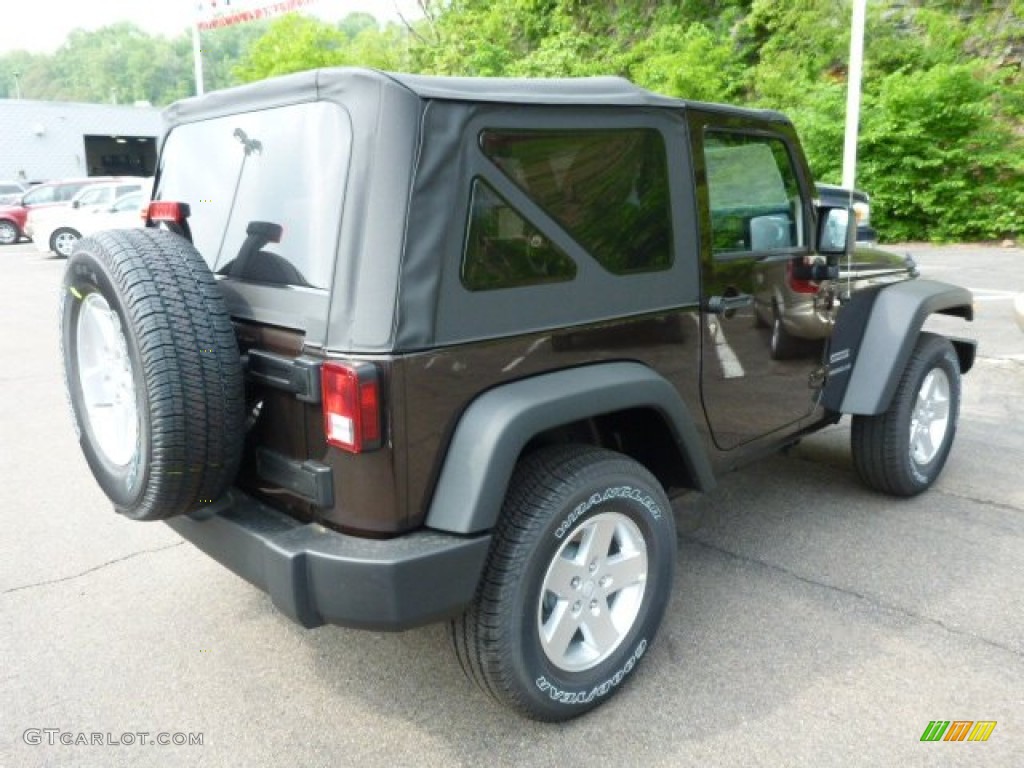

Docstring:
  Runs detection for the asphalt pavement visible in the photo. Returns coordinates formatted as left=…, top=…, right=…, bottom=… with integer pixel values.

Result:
left=2, top=242, right=1021, bottom=767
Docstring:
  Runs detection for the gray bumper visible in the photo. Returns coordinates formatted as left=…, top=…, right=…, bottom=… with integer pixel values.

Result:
left=165, top=490, right=491, bottom=631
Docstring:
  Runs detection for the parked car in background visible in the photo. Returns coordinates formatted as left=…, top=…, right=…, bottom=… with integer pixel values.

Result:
left=0, top=180, right=27, bottom=205
left=36, top=190, right=147, bottom=257
left=815, top=182, right=876, bottom=245
left=0, top=176, right=129, bottom=245
left=27, top=179, right=151, bottom=257
left=720, top=175, right=901, bottom=359
left=753, top=244, right=918, bottom=359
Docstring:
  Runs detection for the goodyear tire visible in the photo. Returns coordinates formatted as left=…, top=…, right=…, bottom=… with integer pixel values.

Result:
left=60, top=228, right=245, bottom=520
left=451, top=444, right=675, bottom=721
left=851, top=332, right=961, bottom=497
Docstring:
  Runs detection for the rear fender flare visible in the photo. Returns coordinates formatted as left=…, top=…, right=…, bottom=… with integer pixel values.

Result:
left=425, top=362, right=715, bottom=535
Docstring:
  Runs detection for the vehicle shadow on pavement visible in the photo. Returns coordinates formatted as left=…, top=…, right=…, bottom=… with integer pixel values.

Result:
left=237, top=432, right=1021, bottom=767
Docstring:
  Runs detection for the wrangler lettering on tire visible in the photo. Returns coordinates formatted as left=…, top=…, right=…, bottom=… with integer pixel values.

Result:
left=60, top=228, right=245, bottom=520
left=450, top=445, right=676, bottom=722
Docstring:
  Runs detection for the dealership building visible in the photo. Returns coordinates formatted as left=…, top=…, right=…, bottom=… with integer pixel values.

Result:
left=0, top=99, right=162, bottom=183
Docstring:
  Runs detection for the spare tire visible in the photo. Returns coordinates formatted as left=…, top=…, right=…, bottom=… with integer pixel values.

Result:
left=60, top=228, right=245, bottom=520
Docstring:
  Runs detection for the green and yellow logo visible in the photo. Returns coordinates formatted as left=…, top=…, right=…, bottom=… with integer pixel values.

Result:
left=920, top=721, right=997, bottom=742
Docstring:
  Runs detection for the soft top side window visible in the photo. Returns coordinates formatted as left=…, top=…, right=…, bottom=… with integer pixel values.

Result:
left=480, top=128, right=674, bottom=275
left=462, top=179, right=577, bottom=292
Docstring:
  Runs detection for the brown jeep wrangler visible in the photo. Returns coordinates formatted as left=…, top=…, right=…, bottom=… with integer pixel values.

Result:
left=60, top=68, right=975, bottom=721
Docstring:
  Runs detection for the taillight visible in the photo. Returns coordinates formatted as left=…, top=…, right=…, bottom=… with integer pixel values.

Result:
left=786, top=259, right=819, bottom=294
left=147, top=200, right=190, bottom=226
left=321, top=362, right=382, bottom=453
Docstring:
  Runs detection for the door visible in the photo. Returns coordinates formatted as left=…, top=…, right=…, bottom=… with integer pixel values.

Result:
left=691, top=116, right=831, bottom=450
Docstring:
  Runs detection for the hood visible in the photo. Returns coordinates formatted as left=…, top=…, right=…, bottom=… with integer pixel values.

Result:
left=839, top=246, right=918, bottom=283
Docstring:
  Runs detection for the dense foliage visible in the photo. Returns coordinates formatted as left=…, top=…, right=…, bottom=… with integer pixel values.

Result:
left=1, top=1, right=1020, bottom=241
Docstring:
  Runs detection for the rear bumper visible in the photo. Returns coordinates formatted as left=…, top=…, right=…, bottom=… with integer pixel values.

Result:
left=165, top=490, right=492, bottom=631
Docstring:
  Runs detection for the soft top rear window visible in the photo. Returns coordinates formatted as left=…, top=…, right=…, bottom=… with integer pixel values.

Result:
left=155, top=101, right=352, bottom=290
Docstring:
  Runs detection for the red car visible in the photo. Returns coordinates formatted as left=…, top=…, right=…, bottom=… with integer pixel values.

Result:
left=0, top=177, right=128, bottom=245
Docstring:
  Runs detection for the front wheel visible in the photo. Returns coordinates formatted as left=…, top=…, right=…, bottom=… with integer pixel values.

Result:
left=451, top=445, right=676, bottom=721
left=851, top=332, right=962, bottom=496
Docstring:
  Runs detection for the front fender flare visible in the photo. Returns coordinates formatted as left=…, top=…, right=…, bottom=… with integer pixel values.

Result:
left=425, top=362, right=715, bottom=535
left=822, top=279, right=974, bottom=415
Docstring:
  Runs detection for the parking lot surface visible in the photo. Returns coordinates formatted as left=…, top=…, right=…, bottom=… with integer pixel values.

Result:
left=2, top=242, right=1022, bottom=767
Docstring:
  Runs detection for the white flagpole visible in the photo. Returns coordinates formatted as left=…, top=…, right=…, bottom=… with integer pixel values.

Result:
left=192, top=20, right=205, bottom=96
left=842, top=0, right=867, bottom=190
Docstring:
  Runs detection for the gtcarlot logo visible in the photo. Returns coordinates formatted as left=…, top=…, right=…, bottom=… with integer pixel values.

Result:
left=920, top=720, right=997, bottom=742
left=23, top=729, right=203, bottom=747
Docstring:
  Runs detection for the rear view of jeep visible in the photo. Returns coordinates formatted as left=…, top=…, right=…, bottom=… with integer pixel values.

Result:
left=60, top=68, right=974, bottom=722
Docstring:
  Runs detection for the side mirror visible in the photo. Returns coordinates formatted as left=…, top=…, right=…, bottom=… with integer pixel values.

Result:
left=817, top=206, right=851, bottom=255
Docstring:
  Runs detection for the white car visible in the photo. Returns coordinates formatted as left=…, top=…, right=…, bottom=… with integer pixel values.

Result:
left=32, top=190, right=148, bottom=257
left=28, top=180, right=150, bottom=256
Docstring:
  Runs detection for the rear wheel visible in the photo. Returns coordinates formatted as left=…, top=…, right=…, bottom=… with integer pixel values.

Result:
left=0, top=219, right=19, bottom=244
left=60, top=228, right=245, bottom=520
left=51, top=227, right=81, bottom=258
left=851, top=333, right=961, bottom=496
left=451, top=444, right=676, bottom=721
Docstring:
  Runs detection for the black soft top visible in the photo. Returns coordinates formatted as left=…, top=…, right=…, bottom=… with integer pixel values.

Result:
left=383, top=71, right=682, bottom=106
left=157, top=68, right=791, bottom=351
left=163, top=67, right=787, bottom=128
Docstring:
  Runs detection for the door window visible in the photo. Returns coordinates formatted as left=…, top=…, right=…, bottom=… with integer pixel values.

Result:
left=703, top=131, right=805, bottom=256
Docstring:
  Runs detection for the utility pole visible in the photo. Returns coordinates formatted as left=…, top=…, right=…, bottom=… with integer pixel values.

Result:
left=192, top=22, right=205, bottom=96
left=842, top=0, right=867, bottom=190
left=12, top=71, right=21, bottom=100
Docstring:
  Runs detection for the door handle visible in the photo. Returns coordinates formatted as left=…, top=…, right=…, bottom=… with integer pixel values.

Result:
left=706, top=293, right=753, bottom=315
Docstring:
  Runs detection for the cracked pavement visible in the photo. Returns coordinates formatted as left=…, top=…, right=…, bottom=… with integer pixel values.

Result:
left=2, top=243, right=1022, bottom=767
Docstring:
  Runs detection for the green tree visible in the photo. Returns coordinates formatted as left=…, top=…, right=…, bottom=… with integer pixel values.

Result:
left=0, top=51, right=54, bottom=100
left=858, top=63, right=1024, bottom=241
left=45, top=24, right=188, bottom=104
left=626, top=22, right=745, bottom=102
left=0, top=1, right=1019, bottom=241
left=233, top=14, right=351, bottom=81
left=198, top=22, right=272, bottom=93
left=232, top=14, right=409, bottom=83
